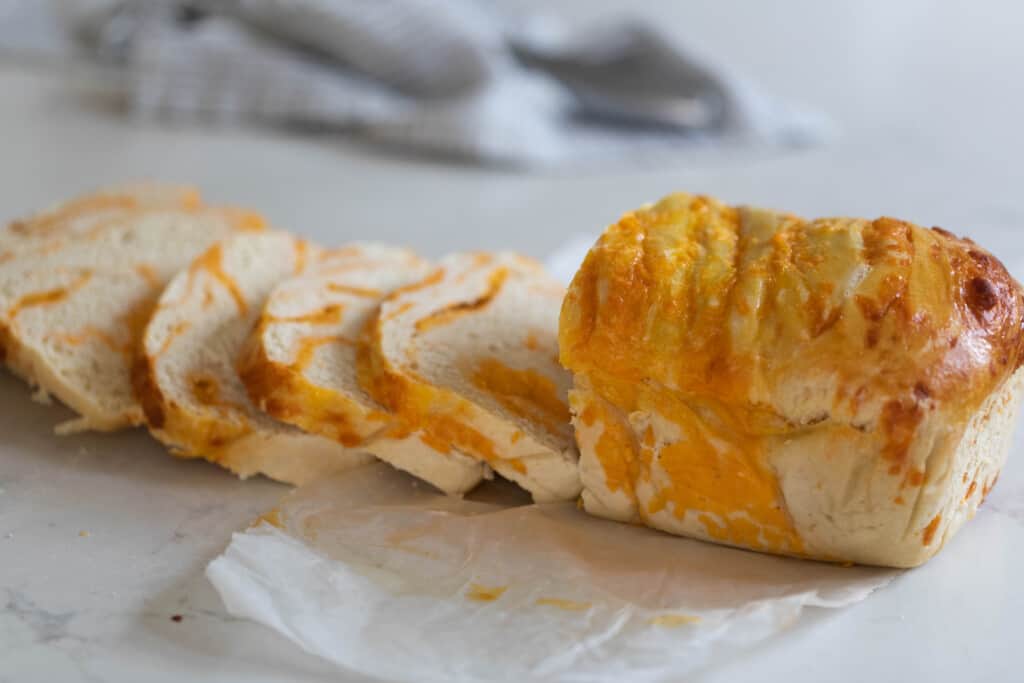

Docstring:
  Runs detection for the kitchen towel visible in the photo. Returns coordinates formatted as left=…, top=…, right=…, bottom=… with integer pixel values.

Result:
left=59, top=0, right=832, bottom=168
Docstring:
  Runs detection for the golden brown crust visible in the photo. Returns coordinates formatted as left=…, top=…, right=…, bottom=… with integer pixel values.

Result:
left=561, top=192, right=1024, bottom=558
left=561, top=194, right=1024, bottom=433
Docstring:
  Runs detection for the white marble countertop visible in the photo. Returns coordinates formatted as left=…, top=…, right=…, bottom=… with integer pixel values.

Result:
left=3, top=2, right=1024, bottom=680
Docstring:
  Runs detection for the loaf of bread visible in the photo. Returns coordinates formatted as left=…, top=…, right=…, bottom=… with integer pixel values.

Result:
left=239, top=244, right=486, bottom=494
left=134, top=231, right=371, bottom=484
left=559, top=192, right=1024, bottom=567
left=363, top=252, right=581, bottom=502
left=0, top=185, right=262, bottom=433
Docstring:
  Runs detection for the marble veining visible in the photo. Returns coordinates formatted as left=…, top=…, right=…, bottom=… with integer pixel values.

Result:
left=3, top=588, right=76, bottom=644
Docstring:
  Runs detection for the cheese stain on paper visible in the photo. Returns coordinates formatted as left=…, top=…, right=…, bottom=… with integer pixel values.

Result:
left=465, top=583, right=508, bottom=602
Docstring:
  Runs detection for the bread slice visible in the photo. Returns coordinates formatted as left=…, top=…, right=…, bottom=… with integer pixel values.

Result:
left=238, top=244, right=486, bottom=495
left=0, top=185, right=262, bottom=433
left=363, top=252, right=580, bottom=502
left=134, top=231, right=372, bottom=485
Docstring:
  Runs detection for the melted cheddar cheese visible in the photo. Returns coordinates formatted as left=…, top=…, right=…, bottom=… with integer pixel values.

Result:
left=560, top=193, right=1024, bottom=556
left=471, top=358, right=570, bottom=436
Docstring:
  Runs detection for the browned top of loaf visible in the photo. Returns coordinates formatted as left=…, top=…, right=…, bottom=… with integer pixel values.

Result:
left=560, top=192, right=1024, bottom=440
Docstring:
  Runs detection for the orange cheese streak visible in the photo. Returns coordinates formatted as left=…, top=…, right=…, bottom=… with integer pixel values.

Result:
left=189, top=372, right=223, bottom=406
left=17, top=194, right=147, bottom=238
left=981, top=475, right=999, bottom=503
left=187, top=371, right=248, bottom=414
left=292, top=239, right=310, bottom=275
left=202, top=286, right=216, bottom=310
left=10, top=188, right=202, bottom=245
left=47, top=325, right=126, bottom=355
left=218, top=207, right=266, bottom=233
left=192, top=244, right=247, bottom=315
left=414, top=267, right=508, bottom=333
left=157, top=321, right=191, bottom=356
left=293, top=334, right=356, bottom=370
left=7, top=270, right=94, bottom=319
left=266, top=304, right=345, bottom=327
left=472, top=358, right=570, bottom=436
left=134, top=263, right=160, bottom=288
left=577, top=393, right=638, bottom=502
left=395, top=268, right=445, bottom=296
left=326, top=282, right=384, bottom=298
left=922, top=514, right=942, bottom=545
left=417, top=413, right=518, bottom=470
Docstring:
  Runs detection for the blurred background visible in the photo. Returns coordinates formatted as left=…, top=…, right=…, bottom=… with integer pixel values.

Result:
left=0, top=0, right=1021, bottom=272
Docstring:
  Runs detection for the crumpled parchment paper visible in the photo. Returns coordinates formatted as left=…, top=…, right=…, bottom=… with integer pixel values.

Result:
left=207, top=463, right=897, bottom=682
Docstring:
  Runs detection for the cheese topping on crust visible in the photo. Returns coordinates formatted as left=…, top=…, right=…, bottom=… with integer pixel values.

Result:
left=560, top=192, right=1024, bottom=558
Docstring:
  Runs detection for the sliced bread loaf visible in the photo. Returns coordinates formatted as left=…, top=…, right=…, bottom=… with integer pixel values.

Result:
left=239, top=244, right=486, bottom=495
left=362, top=252, right=580, bottom=502
left=134, top=231, right=372, bottom=484
left=0, top=185, right=262, bottom=433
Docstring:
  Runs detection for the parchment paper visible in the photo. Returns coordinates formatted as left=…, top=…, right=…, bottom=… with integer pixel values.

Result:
left=207, top=464, right=897, bottom=682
